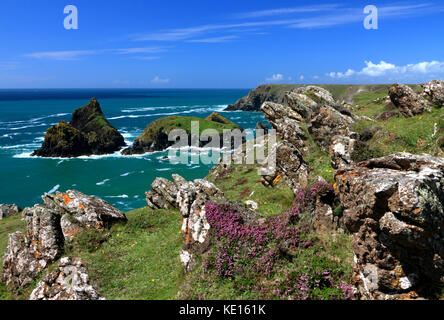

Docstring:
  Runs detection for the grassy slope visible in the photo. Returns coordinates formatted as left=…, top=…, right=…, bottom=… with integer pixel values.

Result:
left=138, top=115, right=241, bottom=143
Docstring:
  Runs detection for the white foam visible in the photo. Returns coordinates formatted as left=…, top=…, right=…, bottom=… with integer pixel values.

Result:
left=156, top=168, right=172, bottom=171
left=47, top=184, right=60, bottom=193
left=105, top=194, right=129, bottom=199
left=96, top=179, right=110, bottom=186
left=120, top=172, right=131, bottom=177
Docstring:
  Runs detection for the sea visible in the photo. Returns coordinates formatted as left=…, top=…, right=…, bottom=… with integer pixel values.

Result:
left=0, top=89, right=267, bottom=211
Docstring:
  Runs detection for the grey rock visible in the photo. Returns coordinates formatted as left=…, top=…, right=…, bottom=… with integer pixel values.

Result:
left=422, top=79, right=444, bottom=107
left=389, top=83, right=431, bottom=117
left=0, top=204, right=21, bottom=219
left=29, top=257, right=104, bottom=300
left=335, top=153, right=444, bottom=299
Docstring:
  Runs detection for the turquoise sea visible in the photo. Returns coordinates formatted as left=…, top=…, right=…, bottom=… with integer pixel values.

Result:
left=0, top=89, right=265, bottom=211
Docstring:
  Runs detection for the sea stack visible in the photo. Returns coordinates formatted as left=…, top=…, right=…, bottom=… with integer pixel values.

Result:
left=32, top=98, right=125, bottom=157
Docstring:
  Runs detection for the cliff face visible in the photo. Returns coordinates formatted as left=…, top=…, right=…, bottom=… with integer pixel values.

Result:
left=121, top=113, right=243, bottom=155
left=32, top=98, right=125, bottom=158
left=225, top=84, right=300, bottom=111
left=224, top=84, right=417, bottom=112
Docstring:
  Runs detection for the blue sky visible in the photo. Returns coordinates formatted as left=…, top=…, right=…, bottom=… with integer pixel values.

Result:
left=0, top=0, right=443, bottom=88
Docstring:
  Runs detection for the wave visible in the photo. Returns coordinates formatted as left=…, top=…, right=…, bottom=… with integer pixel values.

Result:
left=47, top=184, right=60, bottom=193
left=0, top=113, right=69, bottom=126
left=156, top=168, right=172, bottom=171
left=96, top=179, right=110, bottom=186
left=105, top=194, right=129, bottom=199
left=120, top=172, right=132, bottom=177
left=109, top=105, right=228, bottom=120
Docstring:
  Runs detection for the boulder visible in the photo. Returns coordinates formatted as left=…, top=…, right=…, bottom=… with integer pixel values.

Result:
left=308, top=106, right=354, bottom=152
left=2, top=205, right=64, bottom=289
left=1, top=191, right=125, bottom=290
left=422, top=80, right=444, bottom=107
left=0, top=204, right=21, bottom=219
left=145, top=174, right=187, bottom=210
left=177, top=179, right=224, bottom=272
left=389, top=83, right=431, bottom=117
left=295, top=85, right=335, bottom=105
left=29, top=257, right=104, bottom=300
left=285, top=92, right=318, bottom=121
left=32, top=98, right=125, bottom=157
left=376, top=111, right=400, bottom=121
left=329, top=135, right=358, bottom=169
left=42, top=190, right=127, bottom=239
left=335, top=153, right=444, bottom=299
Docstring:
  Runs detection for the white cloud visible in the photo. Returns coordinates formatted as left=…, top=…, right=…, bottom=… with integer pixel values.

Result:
left=328, top=60, right=444, bottom=79
left=112, top=47, right=166, bottom=54
left=266, top=74, right=284, bottom=82
left=24, top=50, right=98, bottom=61
left=187, top=35, right=238, bottom=43
left=151, top=76, right=170, bottom=84
left=234, top=4, right=339, bottom=19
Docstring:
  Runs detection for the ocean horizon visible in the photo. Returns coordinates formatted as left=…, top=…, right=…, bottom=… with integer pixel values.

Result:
left=0, top=88, right=264, bottom=211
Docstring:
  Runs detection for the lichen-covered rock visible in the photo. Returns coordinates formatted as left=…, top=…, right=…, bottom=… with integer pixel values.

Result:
left=295, top=85, right=335, bottom=105
left=389, top=83, right=431, bottom=117
left=335, top=153, right=444, bottom=299
left=29, top=257, right=104, bottom=300
left=0, top=204, right=21, bottom=219
left=285, top=92, right=318, bottom=121
left=177, top=179, right=224, bottom=272
left=145, top=174, right=188, bottom=210
left=329, top=135, right=358, bottom=169
left=2, top=205, right=64, bottom=289
left=422, top=79, right=444, bottom=107
left=255, top=122, right=269, bottom=136
left=309, top=106, right=354, bottom=152
left=260, top=101, right=310, bottom=193
left=32, top=98, right=125, bottom=157
left=42, top=190, right=127, bottom=238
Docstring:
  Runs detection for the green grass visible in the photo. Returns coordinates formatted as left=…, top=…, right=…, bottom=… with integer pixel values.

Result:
left=64, top=207, right=183, bottom=300
left=0, top=213, right=26, bottom=300
left=207, top=164, right=294, bottom=218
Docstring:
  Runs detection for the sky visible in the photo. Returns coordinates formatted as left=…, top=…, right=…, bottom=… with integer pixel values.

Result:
left=0, top=0, right=443, bottom=88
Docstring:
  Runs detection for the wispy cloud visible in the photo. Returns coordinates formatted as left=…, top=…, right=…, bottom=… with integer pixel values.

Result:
left=0, top=61, right=19, bottom=71
left=234, top=4, right=339, bottom=19
left=133, top=3, right=441, bottom=43
left=327, top=60, right=444, bottom=79
left=24, top=47, right=167, bottom=60
left=187, top=35, right=238, bottom=43
left=24, top=50, right=98, bottom=61
left=112, top=47, right=166, bottom=54
left=151, top=76, right=170, bottom=84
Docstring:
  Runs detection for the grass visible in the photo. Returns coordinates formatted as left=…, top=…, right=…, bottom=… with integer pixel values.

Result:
left=64, top=207, right=183, bottom=300
left=0, top=213, right=26, bottom=300
left=207, top=164, right=294, bottom=218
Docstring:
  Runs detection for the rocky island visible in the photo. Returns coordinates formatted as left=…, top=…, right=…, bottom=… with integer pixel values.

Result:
left=32, top=98, right=126, bottom=158
left=121, top=112, right=243, bottom=155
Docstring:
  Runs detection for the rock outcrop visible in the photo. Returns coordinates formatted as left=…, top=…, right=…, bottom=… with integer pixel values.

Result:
left=422, top=80, right=444, bottom=107
left=42, top=190, right=127, bottom=239
left=389, top=84, right=431, bottom=117
left=29, top=257, right=104, bottom=300
left=2, top=205, right=65, bottom=289
left=32, top=98, right=125, bottom=157
left=178, top=179, right=224, bottom=272
left=144, top=174, right=224, bottom=272
left=0, top=204, right=21, bottom=219
left=122, top=114, right=243, bottom=155
left=145, top=175, right=185, bottom=210
left=1, top=191, right=125, bottom=290
left=335, top=153, right=444, bottom=299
